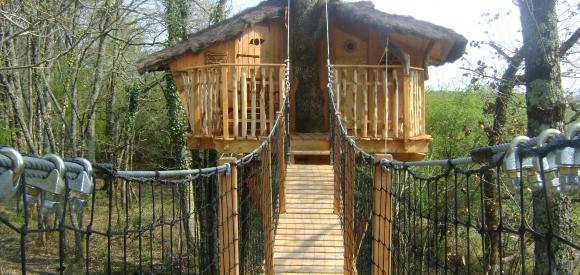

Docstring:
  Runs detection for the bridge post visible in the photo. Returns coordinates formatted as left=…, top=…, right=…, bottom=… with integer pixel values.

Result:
left=260, top=144, right=275, bottom=275
left=218, top=157, right=239, bottom=275
left=372, top=154, right=392, bottom=275
left=344, top=142, right=356, bottom=275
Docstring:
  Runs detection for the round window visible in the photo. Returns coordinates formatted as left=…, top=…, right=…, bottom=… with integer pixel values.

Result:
left=344, top=39, right=357, bottom=53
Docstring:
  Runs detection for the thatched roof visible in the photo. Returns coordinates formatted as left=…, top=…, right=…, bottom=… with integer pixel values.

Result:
left=137, top=0, right=467, bottom=74
left=331, top=1, right=467, bottom=64
left=137, top=0, right=286, bottom=74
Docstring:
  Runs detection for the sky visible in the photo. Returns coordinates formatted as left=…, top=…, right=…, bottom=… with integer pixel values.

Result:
left=229, top=0, right=578, bottom=93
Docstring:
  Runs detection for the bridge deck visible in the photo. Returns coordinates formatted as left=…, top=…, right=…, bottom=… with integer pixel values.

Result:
left=274, top=165, right=344, bottom=274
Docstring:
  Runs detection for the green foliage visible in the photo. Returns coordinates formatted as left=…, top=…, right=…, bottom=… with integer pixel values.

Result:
left=426, top=90, right=491, bottom=159
left=426, top=89, right=527, bottom=160
left=0, top=125, right=14, bottom=145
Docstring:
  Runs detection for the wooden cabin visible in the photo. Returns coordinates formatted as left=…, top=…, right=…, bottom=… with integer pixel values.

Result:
left=137, top=0, right=467, bottom=161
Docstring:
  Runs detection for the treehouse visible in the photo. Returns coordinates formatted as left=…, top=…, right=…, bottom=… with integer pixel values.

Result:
left=137, top=0, right=467, bottom=161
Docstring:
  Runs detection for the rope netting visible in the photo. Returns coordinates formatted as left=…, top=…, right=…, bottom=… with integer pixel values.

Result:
left=323, top=1, right=579, bottom=273
left=328, top=60, right=580, bottom=274
left=0, top=57, right=290, bottom=275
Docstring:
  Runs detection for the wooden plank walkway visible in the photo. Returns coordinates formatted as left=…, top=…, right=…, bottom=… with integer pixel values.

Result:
left=274, top=164, right=344, bottom=274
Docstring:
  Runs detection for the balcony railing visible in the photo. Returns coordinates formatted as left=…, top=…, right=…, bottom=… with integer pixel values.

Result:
left=179, top=63, right=286, bottom=139
left=332, top=65, right=426, bottom=140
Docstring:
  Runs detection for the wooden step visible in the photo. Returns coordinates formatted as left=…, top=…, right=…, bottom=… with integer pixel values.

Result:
left=276, top=224, right=341, bottom=231
left=286, top=190, right=333, bottom=195
left=285, top=203, right=334, bottom=209
left=279, top=213, right=339, bottom=219
left=285, top=186, right=334, bottom=192
left=274, top=246, right=344, bottom=254
left=285, top=208, right=334, bottom=214
left=274, top=234, right=343, bottom=241
left=274, top=258, right=343, bottom=267
left=275, top=252, right=343, bottom=260
left=274, top=239, right=344, bottom=247
left=275, top=267, right=343, bottom=274
left=276, top=229, right=342, bottom=236
left=285, top=198, right=334, bottom=204
left=290, top=150, right=330, bottom=156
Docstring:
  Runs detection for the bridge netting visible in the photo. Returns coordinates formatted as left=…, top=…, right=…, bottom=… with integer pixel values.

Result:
left=0, top=54, right=290, bottom=274
left=320, top=0, right=579, bottom=272
left=0, top=78, right=289, bottom=275
left=327, top=62, right=580, bottom=274
left=0, top=0, right=579, bottom=273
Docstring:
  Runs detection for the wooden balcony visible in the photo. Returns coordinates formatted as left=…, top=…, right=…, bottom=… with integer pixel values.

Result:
left=177, top=63, right=430, bottom=160
left=177, top=63, right=286, bottom=152
left=331, top=65, right=430, bottom=160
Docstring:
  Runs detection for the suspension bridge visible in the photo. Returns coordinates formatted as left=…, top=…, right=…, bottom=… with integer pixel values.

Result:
left=0, top=0, right=579, bottom=274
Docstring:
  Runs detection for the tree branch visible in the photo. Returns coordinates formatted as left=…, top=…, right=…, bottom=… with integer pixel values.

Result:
left=560, top=27, right=580, bottom=55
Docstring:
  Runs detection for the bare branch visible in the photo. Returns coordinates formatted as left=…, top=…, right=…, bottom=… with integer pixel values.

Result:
left=560, top=26, right=580, bottom=54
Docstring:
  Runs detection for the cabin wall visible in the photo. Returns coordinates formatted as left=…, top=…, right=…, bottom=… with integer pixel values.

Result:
left=326, top=18, right=427, bottom=140
left=235, top=20, right=287, bottom=64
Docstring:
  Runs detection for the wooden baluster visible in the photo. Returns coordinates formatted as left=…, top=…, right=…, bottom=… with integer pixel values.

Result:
left=403, top=72, right=411, bottom=149
left=335, top=68, right=341, bottom=113
left=185, top=72, right=195, bottom=135
left=201, top=70, right=208, bottom=136
left=215, top=69, right=221, bottom=134
left=279, top=66, right=285, bottom=111
left=194, top=70, right=201, bottom=136
left=414, top=71, right=418, bottom=136
left=411, top=71, right=418, bottom=136
left=260, top=68, right=267, bottom=136
left=383, top=68, right=389, bottom=138
left=268, top=68, right=274, bottom=131
left=373, top=69, right=379, bottom=138
left=342, top=69, right=348, bottom=135
left=421, top=72, right=426, bottom=135
left=241, top=68, right=248, bottom=137
left=416, top=72, right=420, bottom=136
left=232, top=68, right=239, bottom=137
left=251, top=68, right=257, bottom=137
left=208, top=69, right=214, bottom=135
left=362, top=69, right=368, bottom=138
left=221, top=66, right=229, bottom=139
left=393, top=70, right=399, bottom=138
left=197, top=69, right=206, bottom=135
left=214, top=69, right=220, bottom=135
left=352, top=68, right=358, bottom=138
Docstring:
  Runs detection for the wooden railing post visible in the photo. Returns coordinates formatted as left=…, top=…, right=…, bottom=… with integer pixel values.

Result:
left=260, top=144, right=275, bottom=274
left=217, top=157, right=239, bottom=275
left=344, top=142, right=355, bottom=274
left=232, top=68, right=239, bottom=137
left=402, top=73, right=411, bottom=150
left=420, top=71, right=426, bottom=136
left=332, top=122, right=341, bottom=215
left=221, top=66, right=230, bottom=139
left=372, top=154, right=392, bottom=275
left=277, top=111, right=286, bottom=214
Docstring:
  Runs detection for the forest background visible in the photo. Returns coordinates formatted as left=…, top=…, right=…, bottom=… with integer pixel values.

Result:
left=0, top=0, right=578, bottom=170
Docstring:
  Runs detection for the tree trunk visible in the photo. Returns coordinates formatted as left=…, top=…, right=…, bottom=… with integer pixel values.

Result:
left=519, top=0, right=573, bottom=273
left=86, top=22, right=109, bottom=162
left=519, top=0, right=565, bottom=136
left=290, top=0, right=325, bottom=132
left=482, top=50, right=524, bottom=273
